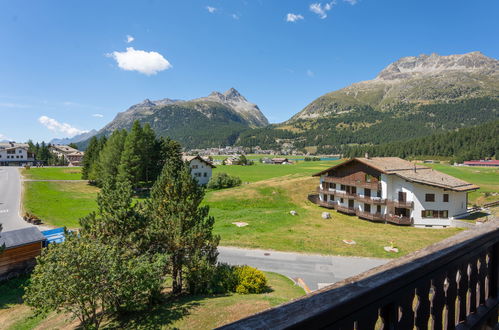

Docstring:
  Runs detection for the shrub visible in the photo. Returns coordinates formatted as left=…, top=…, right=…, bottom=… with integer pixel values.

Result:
left=234, top=266, right=268, bottom=294
left=207, top=173, right=242, bottom=190
left=186, top=262, right=238, bottom=295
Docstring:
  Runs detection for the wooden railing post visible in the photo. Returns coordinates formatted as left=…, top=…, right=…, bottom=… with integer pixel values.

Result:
left=486, top=242, right=499, bottom=327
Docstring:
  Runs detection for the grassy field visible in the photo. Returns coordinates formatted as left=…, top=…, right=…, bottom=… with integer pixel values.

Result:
left=0, top=272, right=304, bottom=330
left=213, top=160, right=340, bottom=183
left=21, top=167, right=83, bottom=180
left=20, top=163, right=497, bottom=257
left=23, top=181, right=98, bottom=228
left=206, top=175, right=461, bottom=258
left=421, top=164, right=499, bottom=205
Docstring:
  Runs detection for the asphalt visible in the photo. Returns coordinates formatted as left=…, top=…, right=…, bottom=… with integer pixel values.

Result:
left=218, top=246, right=388, bottom=291
left=0, top=167, right=32, bottom=231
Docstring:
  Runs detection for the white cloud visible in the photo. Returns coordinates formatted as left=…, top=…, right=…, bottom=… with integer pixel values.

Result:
left=344, top=0, right=358, bottom=4
left=286, top=13, right=304, bottom=22
left=38, top=116, right=87, bottom=137
left=231, top=13, right=239, bottom=20
left=310, top=1, right=335, bottom=19
left=0, top=133, right=11, bottom=141
left=307, top=69, right=315, bottom=77
left=126, top=35, right=135, bottom=43
left=107, top=47, right=172, bottom=75
left=206, top=6, right=217, bottom=13
left=92, top=114, right=104, bottom=118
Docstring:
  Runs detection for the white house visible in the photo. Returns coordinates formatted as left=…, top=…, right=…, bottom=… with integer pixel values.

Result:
left=0, top=143, right=35, bottom=166
left=182, top=155, right=215, bottom=185
left=314, top=157, right=479, bottom=228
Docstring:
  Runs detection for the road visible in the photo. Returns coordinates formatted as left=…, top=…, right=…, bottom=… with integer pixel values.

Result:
left=218, top=246, right=388, bottom=291
left=0, top=167, right=31, bottom=231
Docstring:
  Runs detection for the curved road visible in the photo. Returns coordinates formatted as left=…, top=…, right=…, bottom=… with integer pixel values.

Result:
left=0, top=167, right=31, bottom=231
left=218, top=246, right=388, bottom=291
left=0, top=166, right=387, bottom=291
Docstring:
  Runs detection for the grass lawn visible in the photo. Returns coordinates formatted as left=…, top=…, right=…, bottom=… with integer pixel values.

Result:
left=1, top=272, right=304, bottom=330
left=206, top=175, right=462, bottom=258
left=23, top=181, right=98, bottom=228
left=421, top=164, right=499, bottom=205
left=21, top=167, right=83, bottom=180
left=213, top=160, right=341, bottom=183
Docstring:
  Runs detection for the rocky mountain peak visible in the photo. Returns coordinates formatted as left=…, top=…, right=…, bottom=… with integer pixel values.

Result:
left=376, top=51, right=498, bottom=81
left=223, top=88, right=246, bottom=101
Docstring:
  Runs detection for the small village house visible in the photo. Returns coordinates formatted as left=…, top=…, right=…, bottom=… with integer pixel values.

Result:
left=463, top=160, right=499, bottom=167
left=182, top=155, right=215, bottom=185
left=272, top=157, right=290, bottom=165
left=50, top=145, right=85, bottom=166
left=0, top=142, right=35, bottom=166
left=223, top=156, right=240, bottom=165
left=0, top=227, right=46, bottom=281
left=313, top=157, right=479, bottom=228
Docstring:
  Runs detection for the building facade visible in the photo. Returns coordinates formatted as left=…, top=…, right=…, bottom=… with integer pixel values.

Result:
left=314, top=157, right=478, bottom=228
left=50, top=145, right=84, bottom=166
left=182, top=155, right=215, bottom=185
left=0, top=143, right=35, bottom=166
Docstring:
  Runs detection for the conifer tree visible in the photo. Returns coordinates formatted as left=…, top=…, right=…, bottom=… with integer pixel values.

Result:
left=118, top=121, right=143, bottom=187
left=146, top=149, right=219, bottom=295
left=82, top=136, right=100, bottom=180
left=94, top=129, right=127, bottom=187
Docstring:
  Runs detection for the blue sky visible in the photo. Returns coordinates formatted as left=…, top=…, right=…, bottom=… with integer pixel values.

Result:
left=1, top=0, right=498, bottom=142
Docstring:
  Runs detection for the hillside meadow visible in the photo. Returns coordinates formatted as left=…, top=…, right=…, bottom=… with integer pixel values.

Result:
left=19, top=160, right=499, bottom=258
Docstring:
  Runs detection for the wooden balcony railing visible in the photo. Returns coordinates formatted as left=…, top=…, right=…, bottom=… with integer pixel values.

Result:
left=387, top=199, right=415, bottom=209
left=317, top=200, right=336, bottom=209
left=386, top=215, right=413, bottom=225
left=356, top=210, right=385, bottom=222
left=317, top=187, right=356, bottom=198
left=221, top=219, right=499, bottom=329
left=335, top=205, right=356, bottom=215
left=355, top=195, right=387, bottom=205
left=323, top=176, right=381, bottom=191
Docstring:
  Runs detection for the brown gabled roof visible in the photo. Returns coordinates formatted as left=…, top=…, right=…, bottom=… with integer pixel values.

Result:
left=313, top=157, right=479, bottom=192
left=182, top=155, right=216, bottom=168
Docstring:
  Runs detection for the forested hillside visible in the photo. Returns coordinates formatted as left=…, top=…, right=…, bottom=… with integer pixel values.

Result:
left=342, top=120, right=499, bottom=162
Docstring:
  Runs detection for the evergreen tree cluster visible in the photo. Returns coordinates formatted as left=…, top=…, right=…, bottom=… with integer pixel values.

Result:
left=82, top=121, right=179, bottom=188
left=27, top=141, right=68, bottom=166
left=25, top=142, right=267, bottom=329
left=342, top=120, right=499, bottom=163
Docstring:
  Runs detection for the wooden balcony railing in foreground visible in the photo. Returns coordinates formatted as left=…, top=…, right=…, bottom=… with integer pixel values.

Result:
left=220, top=219, right=499, bottom=329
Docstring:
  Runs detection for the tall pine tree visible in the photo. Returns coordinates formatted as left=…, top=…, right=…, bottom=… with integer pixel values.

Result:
left=94, top=129, right=127, bottom=187
left=146, top=148, right=219, bottom=295
left=118, top=121, right=144, bottom=187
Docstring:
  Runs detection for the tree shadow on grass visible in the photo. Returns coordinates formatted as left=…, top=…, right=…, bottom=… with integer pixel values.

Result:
left=459, top=211, right=489, bottom=221
left=0, top=274, right=29, bottom=309
left=106, top=293, right=235, bottom=329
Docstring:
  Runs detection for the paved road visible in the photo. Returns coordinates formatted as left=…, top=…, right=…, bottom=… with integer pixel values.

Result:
left=218, top=246, right=388, bottom=291
left=0, top=167, right=31, bottom=231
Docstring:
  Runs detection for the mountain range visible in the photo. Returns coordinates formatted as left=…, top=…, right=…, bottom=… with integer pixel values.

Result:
left=76, top=51, right=498, bottom=153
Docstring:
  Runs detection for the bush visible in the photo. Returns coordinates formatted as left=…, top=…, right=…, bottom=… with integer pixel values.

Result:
left=207, top=173, right=242, bottom=190
left=234, top=266, right=268, bottom=294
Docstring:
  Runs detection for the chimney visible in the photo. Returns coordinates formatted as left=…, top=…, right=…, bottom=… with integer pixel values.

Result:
left=365, top=152, right=370, bottom=159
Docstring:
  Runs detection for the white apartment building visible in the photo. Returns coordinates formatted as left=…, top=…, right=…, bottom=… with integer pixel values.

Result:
left=182, top=155, right=215, bottom=185
left=0, top=143, right=35, bottom=166
left=314, top=157, right=479, bottom=228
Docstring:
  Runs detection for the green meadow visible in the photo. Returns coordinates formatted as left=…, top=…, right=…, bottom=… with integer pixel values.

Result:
left=20, top=162, right=497, bottom=257
left=21, top=167, right=83, bottom=180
